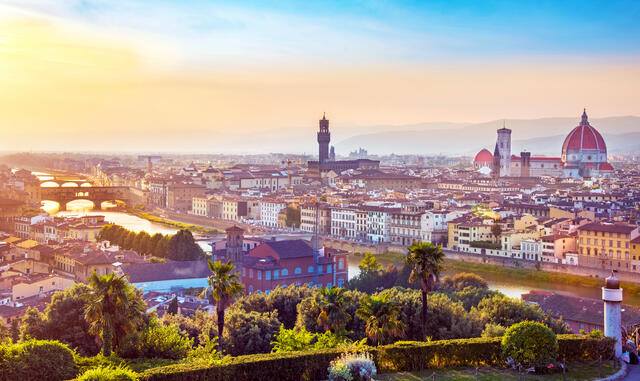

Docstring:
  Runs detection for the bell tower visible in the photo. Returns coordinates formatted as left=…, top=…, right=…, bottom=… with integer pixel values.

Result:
left=225, top=225, right=245, bottom=273
left=317, top=113, right=331, bottom=163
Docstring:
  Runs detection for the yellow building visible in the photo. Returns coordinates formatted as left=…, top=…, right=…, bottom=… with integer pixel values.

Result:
left=12, top=274, right=75, bottom=302
left=577, top=223, right=640, bottom=272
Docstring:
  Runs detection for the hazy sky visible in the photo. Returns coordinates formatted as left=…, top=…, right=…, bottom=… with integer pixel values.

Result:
left=0, top=0, right=639, bottom=153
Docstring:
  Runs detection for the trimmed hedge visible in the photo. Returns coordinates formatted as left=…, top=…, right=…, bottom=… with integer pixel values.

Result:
left=139, top=335, right=614, bottom=381
left=139, top=348, right=361, bottom=381
left=377, top=338, right=502, bottom=372
left=0, top=339, right=78, bottom=381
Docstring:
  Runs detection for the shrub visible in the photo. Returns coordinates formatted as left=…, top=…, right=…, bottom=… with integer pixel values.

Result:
left=0, top=339, right=78, bottom=381
left=481, top=323, right=506, bottom=338
left=501, top=321, right=558, bottom=367
left=78, top=365, right=139, bottom=381
left=119, top=323, right=193, bottom=360
left=327, top=361, right=352, bottom=381
left=328, top=352, right=376, bottom=381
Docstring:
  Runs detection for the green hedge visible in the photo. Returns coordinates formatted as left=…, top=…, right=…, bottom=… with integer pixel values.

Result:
left=0, top=339, right=78, bottom=381
left=377, top=338, right=502, bottom=371
left=139, top=335, right=614, bottom=381
left=557, top=334, right=615, bottom=361
left=139, top=348, right=362, bottom=381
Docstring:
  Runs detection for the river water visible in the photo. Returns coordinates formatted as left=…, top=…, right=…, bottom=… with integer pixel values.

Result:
left=33, top=171, right=633, bottom=304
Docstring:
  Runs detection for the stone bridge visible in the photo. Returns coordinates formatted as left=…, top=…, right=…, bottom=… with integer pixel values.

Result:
left=40, top=186, right=131, bottom=210
left=320, top=237, right=407, bottom=254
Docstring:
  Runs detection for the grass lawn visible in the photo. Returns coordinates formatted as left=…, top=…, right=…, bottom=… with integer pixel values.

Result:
left=128, top=209, right=222, bottom=235
left=377, top=362, right=616, bottom=381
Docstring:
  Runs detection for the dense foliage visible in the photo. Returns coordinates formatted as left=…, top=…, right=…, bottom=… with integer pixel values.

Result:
left=138, top=334, right=614, bottom=381
left=85, top=272, right=146, bottom=356
left=0, top=339, right=78, bottom=381
left=501, top=321, right=559, bottom=367
left=78, top=364, right=139, bottom=381
left=97, top=225, right=204, bottom=260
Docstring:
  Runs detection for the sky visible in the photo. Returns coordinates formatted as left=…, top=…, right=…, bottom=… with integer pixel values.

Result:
left=0, top=0, right=639, bottom=153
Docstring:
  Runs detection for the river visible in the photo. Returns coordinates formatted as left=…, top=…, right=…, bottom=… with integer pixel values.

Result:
left=32, top=171, right=633, bottom=304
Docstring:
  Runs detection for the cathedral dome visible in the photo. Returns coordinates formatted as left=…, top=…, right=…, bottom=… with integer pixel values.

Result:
left=474, top=149, right=493, bottom=163
left=562, top=110, right=607, bottom=155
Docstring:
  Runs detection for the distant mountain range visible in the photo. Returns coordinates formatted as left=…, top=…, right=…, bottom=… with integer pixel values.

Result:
left=334, top=116, right=640, bottom=156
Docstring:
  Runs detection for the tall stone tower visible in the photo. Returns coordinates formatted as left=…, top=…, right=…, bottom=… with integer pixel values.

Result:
left=520, top=151, right=531, bottom=177
left=496, top=124, right=512, bottom=177
left=317, top=113, right=330, bottom=163
left=225, top=225, right=245, bottom=273
left=602, top=272, right=623, bottom=357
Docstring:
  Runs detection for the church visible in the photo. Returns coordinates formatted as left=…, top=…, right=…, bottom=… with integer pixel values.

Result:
left=474, top=110, right=613, bottom=179
left=307, top=114, right=380, bottom=178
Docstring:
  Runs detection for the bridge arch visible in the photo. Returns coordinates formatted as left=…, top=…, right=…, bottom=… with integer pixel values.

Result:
left=61, top=182, right=80, bottom=187
left=65, top=199, right=96, bottom=212
left=40, top=181, right=60, bottom=188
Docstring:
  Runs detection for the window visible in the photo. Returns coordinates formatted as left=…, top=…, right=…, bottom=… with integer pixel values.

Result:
left=327, top=283, right=332, bottom=289
left=281, top=269, right=288, bottom=276
left=273, top=270, right=279, bottom=279
left=308, top=266, right=314, bottom=273
left=250, top=269, right=254, bottom=279
left=258, top=271, right=262, bottom=280
left=339, top=259, right=344, bottom=270
left=327, top=265, right=332, bottom=273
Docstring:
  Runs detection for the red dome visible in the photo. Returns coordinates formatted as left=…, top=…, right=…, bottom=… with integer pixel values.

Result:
left=599, top=163, right=614, bottom=171
left=474, top=149, right=493, bottom=163
left=562, top=111, right=606, bottom=153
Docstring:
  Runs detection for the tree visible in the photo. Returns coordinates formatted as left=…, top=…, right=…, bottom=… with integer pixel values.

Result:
left=85, top=272, right=146, bottom=356
left=404, top=241, right=445, bottom=340
left=149, top=233, right=164, bottom=255
left=348, top=254, right=391, bottom=293
left=205, top=259, right=244, bottom=352
left=359, top=253, right=382, bottom=275
left=123, top=231, right=137, bottom=250
left=166, top=297, right=178, bottom=315
left=491, top=223, right=502, bottom=243
left=222, top=308, right=280, bottom=356
left=9, top=319, right=19, bottom=343
left=133, top=231, right=150, bottom=254
left=167, top=230, right=204, bottom=261
left=440, top=273, right=488, bottom=292
left=19, top=307, right=47, bottom=341
left=43, top=283, right=100, bottom=355
left=315, top=287, right=351, bottom=335
left=0, top=319, right=9, bottom=343
left=355, top=293, right=405, bottom=346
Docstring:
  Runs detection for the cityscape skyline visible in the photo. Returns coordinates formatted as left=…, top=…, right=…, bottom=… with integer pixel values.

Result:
left=1, top=1, right=639, bottom=152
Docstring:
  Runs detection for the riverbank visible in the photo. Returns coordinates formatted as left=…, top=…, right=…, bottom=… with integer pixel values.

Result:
left=354, top=250, right=640, bottom=305
left=127, top=208, right=222, bottom=235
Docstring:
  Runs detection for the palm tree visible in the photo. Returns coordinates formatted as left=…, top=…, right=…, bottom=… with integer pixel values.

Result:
left=315, top=287, right=351, bottom=334
left=205, top=260, right=244, bottom=352
left=356, top=293, right=405, bottom=346
left=85, top=272, right=145, bottom=356
left=404, top=241, right=445, bottom=340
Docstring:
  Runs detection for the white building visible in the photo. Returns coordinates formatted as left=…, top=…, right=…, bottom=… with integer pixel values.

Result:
left=330, top=206, right=357, bottom=240
left=260, top=200, right=287, bottom=228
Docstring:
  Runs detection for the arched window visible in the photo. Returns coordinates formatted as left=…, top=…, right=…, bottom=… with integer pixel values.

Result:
left=295, top=267, right=302, bottom=274
left=308, top=266, right=314, bottom=273
left=281, top=269, right=288, bottom=276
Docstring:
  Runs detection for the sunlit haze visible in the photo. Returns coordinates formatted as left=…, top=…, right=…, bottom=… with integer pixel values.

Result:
left=1, top=1, right=639, bottom=153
